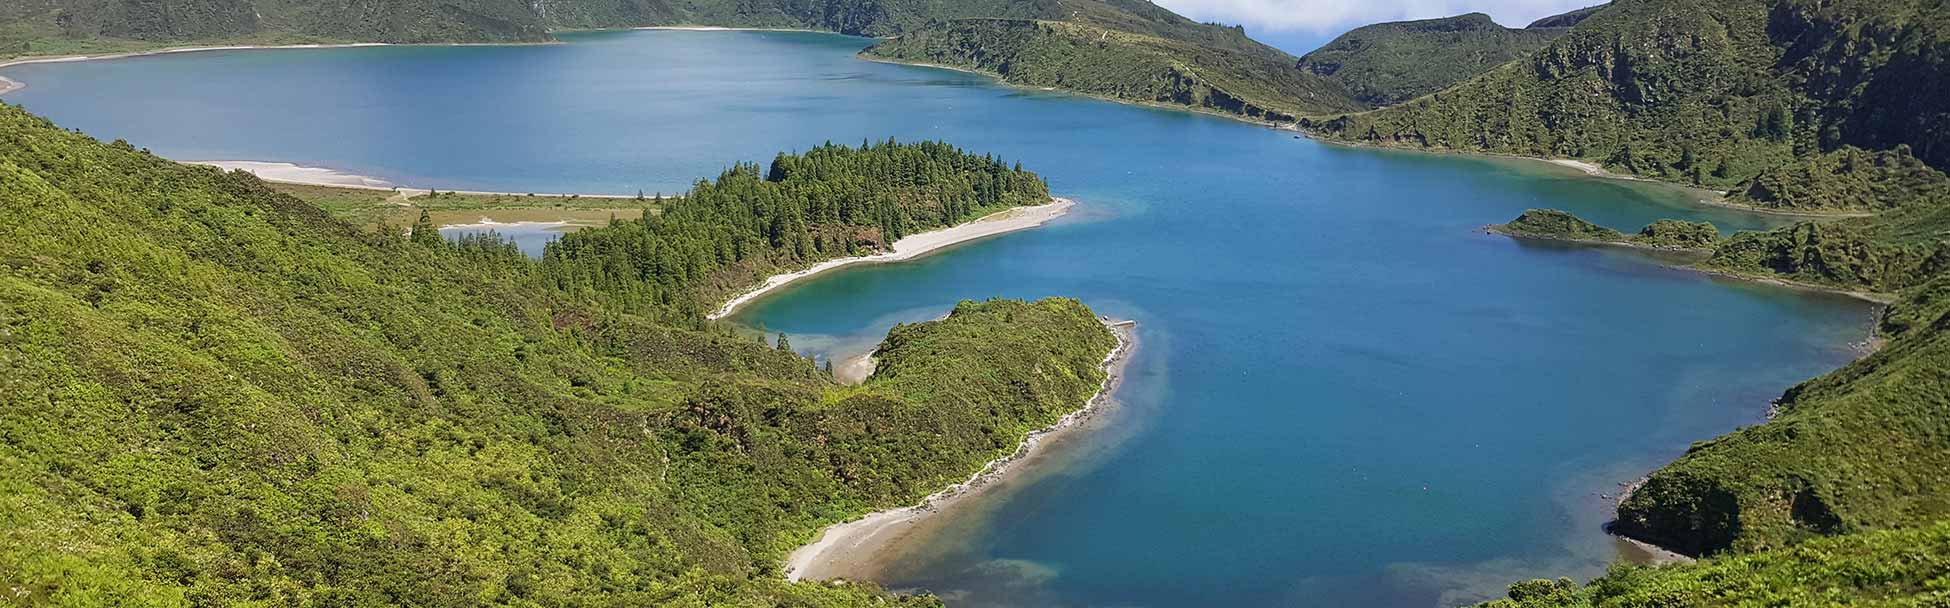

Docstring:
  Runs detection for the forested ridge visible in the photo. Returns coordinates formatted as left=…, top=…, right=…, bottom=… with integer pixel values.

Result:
left=1305, top=0, right=1949, bottom=191
left=1293, top=12, right=1574, bottom=107
left=862, top=18, right=1363, bottom=121
left=1477, top=146, right=1950, bottom=608
left=0, top=0, right=1375, bottom=121
left=540, top=139, right=1049, bottom=323
left=1442, top=1, right=1950, bottom=603
left=0, top=101, right=1114, bottom=606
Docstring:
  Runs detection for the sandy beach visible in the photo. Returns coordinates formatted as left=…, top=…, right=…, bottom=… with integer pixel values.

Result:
left=0, top=44, right=382, bottom=71
left=191, top=160, right=644, bottom=199
left=0, top=74, right=21, bottom=96
left=707, top=198, right=1076, bottom=320
left=195, top=160, right=400, bottom=189
left=783, top=320, right=1137, bottom=582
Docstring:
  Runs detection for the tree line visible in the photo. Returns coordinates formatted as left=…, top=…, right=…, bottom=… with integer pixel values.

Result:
left=521, top=139, right=1050, bottom=322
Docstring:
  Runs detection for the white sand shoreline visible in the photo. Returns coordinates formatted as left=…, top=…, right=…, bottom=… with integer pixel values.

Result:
left=783, top=319, right=1137, bottom=582
left=706, top=198, right=1076, bottom=320
left=0, top=43, right=390, bottom=72
left=195, top=160, right=400, bottom=189
left=190, top=160, right=644, bottom=199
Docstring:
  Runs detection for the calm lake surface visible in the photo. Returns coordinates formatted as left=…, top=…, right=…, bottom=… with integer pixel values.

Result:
left=5, top=30, right=1875, bottom=607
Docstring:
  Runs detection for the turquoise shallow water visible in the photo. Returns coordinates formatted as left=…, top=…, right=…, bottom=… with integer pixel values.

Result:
left=5, top=30, right=1876, bottom=607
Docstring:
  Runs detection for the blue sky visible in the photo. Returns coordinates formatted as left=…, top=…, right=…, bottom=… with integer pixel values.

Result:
left=1152, top=0, right=1604, bottom=55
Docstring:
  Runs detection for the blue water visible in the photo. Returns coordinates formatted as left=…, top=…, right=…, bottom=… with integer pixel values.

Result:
left=4, top=30, right=1874, bottom=607
left=437, top=222, right=574, bottom=257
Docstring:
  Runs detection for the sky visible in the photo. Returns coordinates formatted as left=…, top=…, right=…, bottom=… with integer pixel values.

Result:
left=1151, top=0, right=1603, bottom=55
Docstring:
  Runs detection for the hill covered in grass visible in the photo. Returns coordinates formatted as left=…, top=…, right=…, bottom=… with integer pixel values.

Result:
left=1293, top=12, right=1574, bottom=107
left=862, top=17, right=1362, bottom=121
left=1476, top=519, right=1950, bottom=607
left=1305, top=0, right=1949, bottom=191
left=2, top=0, right=1366, bottom=121
left=1472, top=150, right=1950, bottom=604
left=1491, top=208, right=1718, bottom=250
left=0, top=101, right=1115, bottom=606
left=1442, top=4, right=1950, bottom=592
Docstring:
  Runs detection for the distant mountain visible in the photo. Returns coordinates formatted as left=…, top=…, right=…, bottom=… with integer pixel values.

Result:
left=1304, top=0, right=1948, bottom=190
left=1524, top=3, right=1606, bottom=29
left=1313, top=0, right=1950, bottom=602
left=1294, top=11, right=1578, bottom=107
left=862, top=6, right=1366, bottom=121
left=1, top=0, right=1364, bottom=121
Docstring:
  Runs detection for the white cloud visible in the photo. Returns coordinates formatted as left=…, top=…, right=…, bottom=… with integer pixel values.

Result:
left=1152, top=0, right=1603, bottom=33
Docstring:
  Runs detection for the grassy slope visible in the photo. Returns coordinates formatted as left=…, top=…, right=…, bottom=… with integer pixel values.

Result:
left=1294, top=13, right=1567, bottom=107
left=1304, top=0, right=1950, bottom=191
left=537, top=0, right=1050, bottom=37
left=856, top=0, right=1366, bottom=119
left=1492, top=208, right=1719, bottom=250
left=0, top=0, right=1361, bottom=121
left=1471, top=159, right=1950, bottom=604
left=862, top=18, right=1361, bottom=121
left=1477, top=519, right=1950, bottom=607
left=1526, top=4, right=1608, bottom=29
left=268, top=182, right=662, bottom=228
left=0, top=101, right=1114, bottom=606
left=1467, top=192, right=1950, bottom=608
left=1729, top=145, right=1950, bottom=213
left=1444, top=4, right=1950, bottom=596
left=0, top=0, right=552, bottom=56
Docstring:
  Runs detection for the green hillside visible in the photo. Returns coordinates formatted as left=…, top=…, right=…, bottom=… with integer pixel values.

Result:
left=1491, top=208, right=1718, bottom=250
left=863, top=18, right=1361, bottom=121
left=1293, top=12, right=1568, bottom=107
left=0, top=101, right=1116, bottom=606
left=0, top=0, right=1068, bottom=55
left=1, top=0, right=1363, bottom=122
left=1525, top=4, right=1607, bottom=28
left=1476, top=519, right=1950, bottom=607
left=0, top=0, right=552, bottom=55
left=1305, top=0, right=1950, bottom=190
left=1470, top=122, right=1950, bottom=604
left=1430, top=3, right=1950, bottom=600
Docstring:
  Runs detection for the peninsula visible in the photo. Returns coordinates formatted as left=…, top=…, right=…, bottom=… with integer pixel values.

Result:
left=0, top=102, right=1117, bottom=607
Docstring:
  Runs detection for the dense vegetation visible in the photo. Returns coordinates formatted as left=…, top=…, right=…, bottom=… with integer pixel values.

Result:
left=0, top=101, right=1114, bottom=607
left=1450, top=5, right=1950, bottom=596
left=540, top=139, right=1049, bottom=323
left=1294, top=12, right=1569, bottom=107
left=863, top=18, right=1362, bottom=121
left=1492, top=208, right=1718, bottom=250
left=0, top=0, right=551, bottom=54
left=1524, top=4, right=1607, bottom=29
left=267, top=183, right=661, bottom=228
left=2, top=0, right=969, bottom=55
left=1, top=0, right=1364, bottom=128
left=1729, top=145, right=1950, bottom=213
left=1476, top=153, right=1950, bottom=605
left=1477, top=519, right=1950, bottom=607
left=1305, top=0, right=1950, bottom=191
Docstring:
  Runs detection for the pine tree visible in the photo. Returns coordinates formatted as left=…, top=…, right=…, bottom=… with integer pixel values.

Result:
left=775, top=333, right=791, bottom=353
left=410, top=210, right=442, bottom=247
